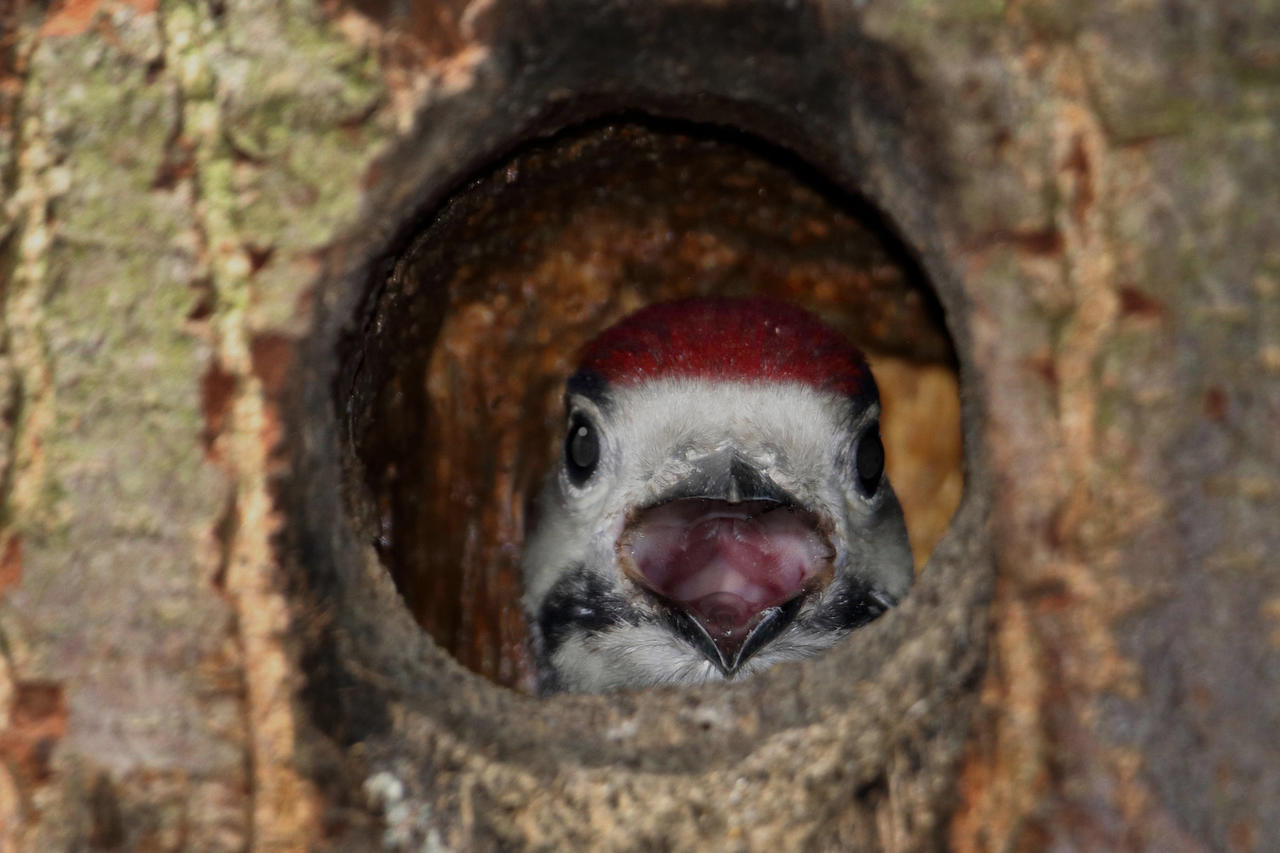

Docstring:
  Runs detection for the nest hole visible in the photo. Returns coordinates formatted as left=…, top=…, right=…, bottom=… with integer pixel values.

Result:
left=341, top=118, right=963, bottom=691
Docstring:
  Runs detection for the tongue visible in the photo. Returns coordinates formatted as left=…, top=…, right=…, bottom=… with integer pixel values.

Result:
left=622, top=499, right=833, bottom=642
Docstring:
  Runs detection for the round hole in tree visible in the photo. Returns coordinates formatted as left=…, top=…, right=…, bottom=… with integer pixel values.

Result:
left=339, top=117, right=962, bottom=692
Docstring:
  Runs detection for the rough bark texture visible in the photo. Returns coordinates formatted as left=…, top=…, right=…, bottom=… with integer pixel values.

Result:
left=0, top=0, right=1276, bottom=850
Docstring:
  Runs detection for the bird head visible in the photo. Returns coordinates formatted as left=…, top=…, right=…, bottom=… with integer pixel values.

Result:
left=522, top=298, right=913, bottom=693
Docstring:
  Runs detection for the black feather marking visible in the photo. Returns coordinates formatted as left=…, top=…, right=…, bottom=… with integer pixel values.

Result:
left=536, top=564, right=637, bottom=660
left=566, top=370, right=612, bottom=410
left=810, top=577, right=895, bottom=634
left=848, top=384, right=879, bottom=419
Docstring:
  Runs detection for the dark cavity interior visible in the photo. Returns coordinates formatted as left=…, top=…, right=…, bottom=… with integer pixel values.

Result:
left=340, top=119, right=962, bottom=691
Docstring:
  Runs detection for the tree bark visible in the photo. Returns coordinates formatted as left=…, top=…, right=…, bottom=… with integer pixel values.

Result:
left=1, top=0, right=1277, bottom=850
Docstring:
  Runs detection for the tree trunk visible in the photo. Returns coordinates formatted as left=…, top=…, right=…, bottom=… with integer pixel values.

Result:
left=1, top=0, right=1276, bottom=850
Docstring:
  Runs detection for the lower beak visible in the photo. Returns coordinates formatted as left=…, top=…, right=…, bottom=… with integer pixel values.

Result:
left=665, top=595, right=805, bottom=676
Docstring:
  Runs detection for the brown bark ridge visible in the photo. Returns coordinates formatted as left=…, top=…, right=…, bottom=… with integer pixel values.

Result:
left=0, top=0, right=1276, bottom=850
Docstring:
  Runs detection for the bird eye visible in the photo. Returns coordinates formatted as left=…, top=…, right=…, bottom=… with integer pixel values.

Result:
left=855, top=424, right=884, bottom=496
left=565, top=413, right=600, bottom=485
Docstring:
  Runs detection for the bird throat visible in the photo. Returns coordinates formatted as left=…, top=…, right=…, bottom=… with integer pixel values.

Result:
left=619, top=498, right=835, bottom=666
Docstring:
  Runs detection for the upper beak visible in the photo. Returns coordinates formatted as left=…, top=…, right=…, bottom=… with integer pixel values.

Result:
left=654, top=449, right=796, bottom=506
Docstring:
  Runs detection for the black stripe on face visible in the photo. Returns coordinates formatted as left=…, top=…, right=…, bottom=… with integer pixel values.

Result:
left=566, top=370, right=611, bottom=410
left=536, top=564, right=638, bottom=661
left=809, top=577, right=896, bottom=634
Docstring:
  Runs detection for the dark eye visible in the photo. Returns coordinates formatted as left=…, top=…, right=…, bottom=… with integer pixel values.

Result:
left=855, top=424, right=884, bottom=496
left=565, top=413, right=600, bottom=485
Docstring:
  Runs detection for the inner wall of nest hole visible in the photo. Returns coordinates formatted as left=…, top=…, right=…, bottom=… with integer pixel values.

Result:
left=353, top=121, right=963, bottom=690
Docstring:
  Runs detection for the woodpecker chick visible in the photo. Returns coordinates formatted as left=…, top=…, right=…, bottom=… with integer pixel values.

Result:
left=522, top=297, right=913, bottom=694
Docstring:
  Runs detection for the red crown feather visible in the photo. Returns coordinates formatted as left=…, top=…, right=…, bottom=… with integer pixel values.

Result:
left=576, top=297, right=873, bottom=398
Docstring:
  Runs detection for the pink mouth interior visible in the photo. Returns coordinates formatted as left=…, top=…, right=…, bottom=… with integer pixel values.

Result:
left=621, top=499, right=834, bottom=641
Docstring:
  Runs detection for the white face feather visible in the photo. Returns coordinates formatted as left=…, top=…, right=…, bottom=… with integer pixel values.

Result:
left=521, top=378, right=913, bottom=694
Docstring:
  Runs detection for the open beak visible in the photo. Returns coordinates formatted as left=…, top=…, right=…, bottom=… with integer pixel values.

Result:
left=617, top=451, right=836, bottom=676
